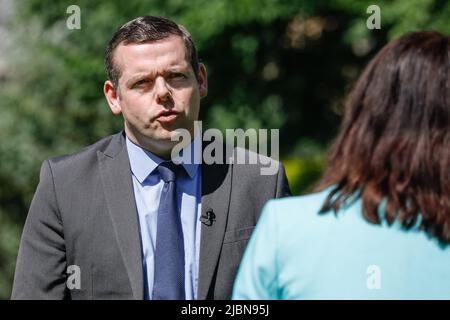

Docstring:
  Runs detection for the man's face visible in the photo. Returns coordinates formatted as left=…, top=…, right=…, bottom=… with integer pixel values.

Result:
left=104, top=35, right=207, bottom=158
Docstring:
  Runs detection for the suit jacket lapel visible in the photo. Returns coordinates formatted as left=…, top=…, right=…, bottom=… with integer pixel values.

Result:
left=97, top=132, right=144, bottom=299
left=197, top=160, right=232, bottom=299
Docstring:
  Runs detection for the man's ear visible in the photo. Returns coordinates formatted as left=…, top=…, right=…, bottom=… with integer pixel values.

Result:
left=198, top=63, right=208, bottom=98
left=104, top=80, right=122, bottom=115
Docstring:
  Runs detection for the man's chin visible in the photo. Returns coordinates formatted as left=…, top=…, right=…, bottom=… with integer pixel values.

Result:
left=156, top=130, right=178, bottom=142
left=140, top=128, right=175, bottom=141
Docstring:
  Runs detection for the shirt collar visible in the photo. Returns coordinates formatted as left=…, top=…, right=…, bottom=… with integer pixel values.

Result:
left=126, top=132, right=200, bottom=184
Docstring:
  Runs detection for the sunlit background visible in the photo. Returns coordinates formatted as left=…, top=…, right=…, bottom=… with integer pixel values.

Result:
left=1, top=0, right=449, bottom=299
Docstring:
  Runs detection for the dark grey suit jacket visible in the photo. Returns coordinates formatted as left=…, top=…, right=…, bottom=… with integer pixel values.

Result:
left=12, top=131, right=290, bottom=299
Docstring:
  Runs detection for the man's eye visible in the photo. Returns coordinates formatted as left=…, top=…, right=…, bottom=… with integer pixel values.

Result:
left=134, top=80, right=147, bottom=86
left=169, top=73, right=186, bottom=80
left=134, top=79, right=150, bottom=87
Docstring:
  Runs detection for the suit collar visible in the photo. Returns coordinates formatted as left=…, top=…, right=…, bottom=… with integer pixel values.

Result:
left=197, top=143, right=233, bottom=300
left=102, top=130, right=126, bottom=158
left=97, top=131, right=144, bottom=299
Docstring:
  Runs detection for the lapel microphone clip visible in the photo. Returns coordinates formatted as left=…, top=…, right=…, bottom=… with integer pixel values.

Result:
left=200, top=209, right=215, bottom=226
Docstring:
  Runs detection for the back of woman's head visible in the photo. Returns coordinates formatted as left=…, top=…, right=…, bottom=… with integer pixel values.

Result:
left=318, top=31, right=450, bottom=242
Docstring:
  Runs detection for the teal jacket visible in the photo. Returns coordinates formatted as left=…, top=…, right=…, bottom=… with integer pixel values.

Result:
left=232, top=189, right=450, bottom=299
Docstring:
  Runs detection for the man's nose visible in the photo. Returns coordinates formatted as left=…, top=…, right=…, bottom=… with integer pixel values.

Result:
left=154, top=76, right=171, bottom=103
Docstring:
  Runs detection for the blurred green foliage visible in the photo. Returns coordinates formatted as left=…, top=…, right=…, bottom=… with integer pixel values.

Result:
left=1, top=0, right=450, bottom=298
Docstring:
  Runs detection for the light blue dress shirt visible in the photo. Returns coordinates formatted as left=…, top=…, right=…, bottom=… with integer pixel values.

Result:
left=233, top=188, right=450, bottom=299
left=125, top=135, right=202, bottom=300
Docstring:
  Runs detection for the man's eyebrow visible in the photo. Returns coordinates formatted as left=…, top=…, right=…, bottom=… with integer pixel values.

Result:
left=125, top=73, right=154, bottom=86
left=169, top=64, right=189, bottom=70
left=125, top=66, right=190, bottom=86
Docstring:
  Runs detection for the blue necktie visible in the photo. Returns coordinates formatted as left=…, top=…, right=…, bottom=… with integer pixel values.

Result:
left=152, top=162, right=185, bottom=300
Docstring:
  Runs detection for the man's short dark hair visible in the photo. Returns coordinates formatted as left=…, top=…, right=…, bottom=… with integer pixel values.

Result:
left=105, top=16, right=199, bottom=89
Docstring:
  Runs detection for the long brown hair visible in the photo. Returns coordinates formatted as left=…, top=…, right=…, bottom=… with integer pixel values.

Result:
left=316, top=31, right=450, bottom=242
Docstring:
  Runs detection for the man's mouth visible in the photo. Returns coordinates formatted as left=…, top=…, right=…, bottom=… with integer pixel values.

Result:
left=154, top=110, right=180, bottom=123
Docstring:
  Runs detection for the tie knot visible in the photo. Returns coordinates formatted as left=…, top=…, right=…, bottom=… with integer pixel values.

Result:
left=157, top=162, right=182, bottom=183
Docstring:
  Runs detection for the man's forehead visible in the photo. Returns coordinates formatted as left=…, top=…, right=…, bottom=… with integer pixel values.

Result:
left=114, top=36, right=189, bottom=74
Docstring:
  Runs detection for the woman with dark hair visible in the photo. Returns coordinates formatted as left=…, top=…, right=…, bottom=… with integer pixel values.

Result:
left=232, top=31, right=450, bottom=299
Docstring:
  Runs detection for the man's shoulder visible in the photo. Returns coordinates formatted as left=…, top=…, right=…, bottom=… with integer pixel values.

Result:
left=230, top=146, right=280, bottom=164
left=228, top=146, right=282, bottom=177
left=46, top=132, right=122, bottom=169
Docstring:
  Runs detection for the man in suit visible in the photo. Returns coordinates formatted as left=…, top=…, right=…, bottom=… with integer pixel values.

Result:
left=12, top=16, right=290, bottom=300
